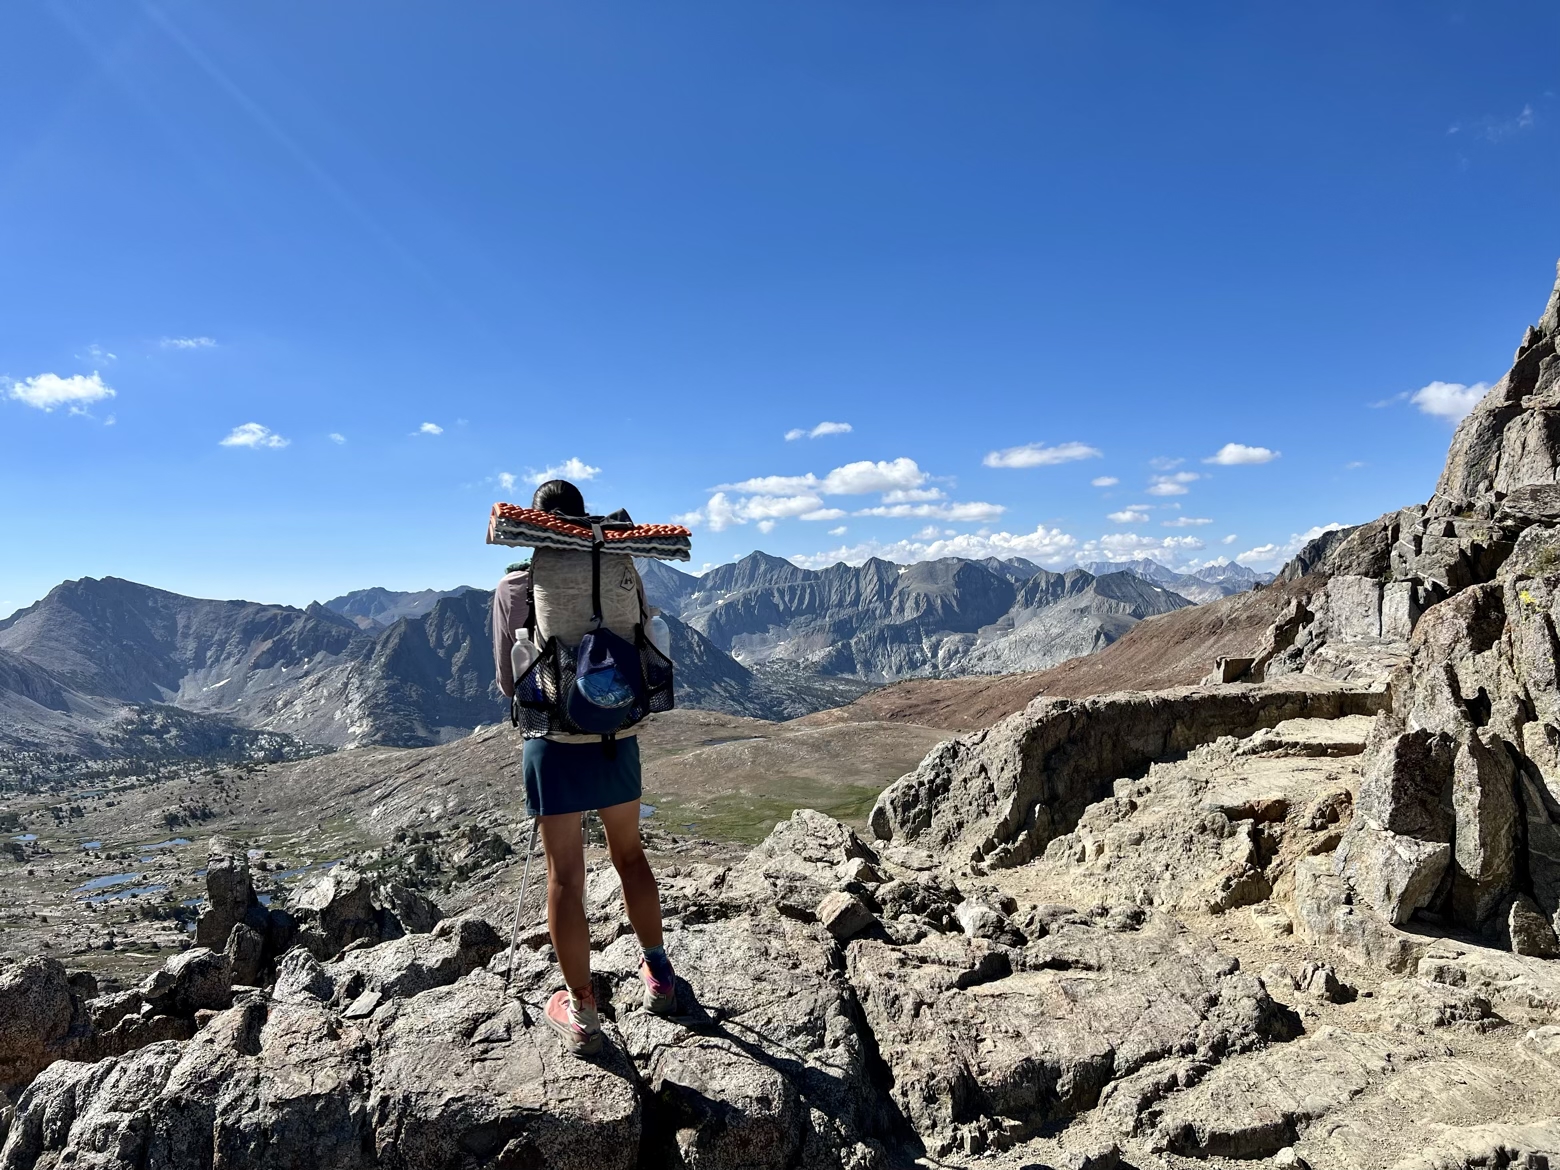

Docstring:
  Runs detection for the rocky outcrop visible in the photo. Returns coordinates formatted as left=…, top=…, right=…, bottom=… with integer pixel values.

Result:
left=0, top=810, right=1310, bottom=1169
left=870, top=682, right=1385, bottom=870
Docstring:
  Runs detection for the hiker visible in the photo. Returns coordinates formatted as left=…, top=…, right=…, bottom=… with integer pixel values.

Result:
left=491, top=478, right=676, bottom=1057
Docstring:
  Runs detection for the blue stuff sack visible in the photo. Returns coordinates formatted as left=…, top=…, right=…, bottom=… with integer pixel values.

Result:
left=565, top=626, right=646, bottom=734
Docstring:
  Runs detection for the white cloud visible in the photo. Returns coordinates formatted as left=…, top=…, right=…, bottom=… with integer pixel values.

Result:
left=1149, top=456, right=1185, bottom=471
left=1163, top=516, right=1212, bottom=527
left=219, top=422, right=289, bottom=449
left=526, top=457, right=602, bottom=486
left=419, top=422, right=444, bottom=435
left=1108, top=509, right=1150, bottom=524
left=1205, top=443, right=1279, bottom=465
left=785, top=421, right=852, bottom=441
left=1147, top=471, right=1200, bottom=496
left=1091, top=476, right=1119, bottom=487
left=882, top=487, right=945, bottom=503
left=1411, top=381, right=1488, bottom=423
left=828, top=526, right=847, bottom=536
left=720, top=457, right=927, bottom=497
left=497, top=472, right=518, bottom=491
left=680, top=491, right=828, bottom=532
left=800, top=507, right=847, bottom=522
left=329, top=433, right=346, bottom=444
left=789, top=523, right=1078, bottom=570
left=855, top=501, right=1006, bottom=522
left=6, top=372, right=116, bottom=412
left=1235, top=522, right=1345, bottom=569
left=983, top=441, right=1102, bottom=469
left=82, top=343, right=116, bottom=363
left=161, top=336, right=217, bottom=350
left=757, top=519, right=777, bottom=534
left=1222, top=534, right=1238, bottom=544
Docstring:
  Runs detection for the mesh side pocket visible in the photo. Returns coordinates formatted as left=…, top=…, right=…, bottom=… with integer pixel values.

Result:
left=639, top=631, right=675, bottom=715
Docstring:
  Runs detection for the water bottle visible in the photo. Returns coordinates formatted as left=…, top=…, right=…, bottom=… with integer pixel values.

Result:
left=647, top=615, right=672, bottom=659
left=511, top=637, right=539, bottom=682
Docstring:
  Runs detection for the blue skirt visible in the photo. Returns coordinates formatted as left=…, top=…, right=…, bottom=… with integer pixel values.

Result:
left=522, top=736, right=642, bottom=817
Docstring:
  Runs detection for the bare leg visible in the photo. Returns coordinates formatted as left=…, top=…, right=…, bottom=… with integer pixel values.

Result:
left=539, top=813, right=591, bottom=993
left=598, top=799, right=664, bottom=951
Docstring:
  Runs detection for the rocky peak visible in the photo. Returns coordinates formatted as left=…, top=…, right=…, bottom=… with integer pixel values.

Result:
left=1437, top=258, right=1560, bottom=504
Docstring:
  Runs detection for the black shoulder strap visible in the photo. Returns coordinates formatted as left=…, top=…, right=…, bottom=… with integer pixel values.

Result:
left=590, top=522, right=605, bottom=626
left=524, top=581, right=536, bottom=639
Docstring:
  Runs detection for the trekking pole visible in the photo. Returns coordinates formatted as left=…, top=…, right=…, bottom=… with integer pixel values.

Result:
left=505, top=816, right=540, bottom=1020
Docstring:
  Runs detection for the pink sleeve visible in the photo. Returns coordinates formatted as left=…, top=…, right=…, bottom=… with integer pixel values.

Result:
left=492, top=571, right=531, bottom=698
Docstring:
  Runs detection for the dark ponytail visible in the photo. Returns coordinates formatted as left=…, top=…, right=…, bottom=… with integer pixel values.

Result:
left=532, top=479, right=586, bottom=518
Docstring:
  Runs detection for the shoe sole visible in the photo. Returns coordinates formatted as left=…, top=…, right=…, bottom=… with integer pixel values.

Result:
left=544, top=1012, right=602, bottom=1056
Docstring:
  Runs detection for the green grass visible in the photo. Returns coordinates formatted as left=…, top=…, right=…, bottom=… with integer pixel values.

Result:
left=643, top=778, right=884, bottom=844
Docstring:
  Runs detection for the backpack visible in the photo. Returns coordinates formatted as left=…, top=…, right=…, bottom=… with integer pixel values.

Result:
left=509, top=516, right=675, bottom=744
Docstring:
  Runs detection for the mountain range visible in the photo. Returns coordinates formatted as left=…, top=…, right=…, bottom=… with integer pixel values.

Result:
left=640, top=552, right=1196, bottom=681
left=0, top=554, right=1243, bottom=764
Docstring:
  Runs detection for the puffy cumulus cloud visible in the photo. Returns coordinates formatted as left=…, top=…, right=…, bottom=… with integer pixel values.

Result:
left=789, top=523, right=1078, bottom=570
left=882, top=487, right=945, bottom=503
left=983, top=441, right=1101, bottom=469
left=757, top=519, right=777, bottom=533
left=1147, top=471, right=1200, bottom=496
left=329, top=433, right=346, bottom=445
left=419, top=422, right=444, bottom=435
left=800, top=507, right=847, bottom=521
left=720, top=457, right=928, bottom=497
left=1235, top=523, right=1345, bottom=569
left=1091, top=476, right=1119, bottom=487
left=1108, top=508, right=1150, bottom=524
left=1222, top=534, right=1238, bottom=544
left=1204, top=443, right=1278, bottom=465
left=677, top=492, right=829, bottom=532
left=160, top=336, right=217, bottom=349
left=1163, top=516, right=1212, bottom=527
left=219, top=422, right=289, bottom=449
left=785, top=421, right=852, bottom=441
left=855, top=501, right=1005, bottom=522
left=6, top=372, right=116, bottom=412
left=1412, top=381, right=1488, bottom=423
left=828, top=525, right=847, bottom=536
left=526, top=457, right=601, bottom=486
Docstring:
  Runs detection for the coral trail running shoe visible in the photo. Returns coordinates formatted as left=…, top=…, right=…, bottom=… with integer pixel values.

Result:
left=641, top=960, right=676, bottom=1015
left=544, top=989, right=602, bottom=1056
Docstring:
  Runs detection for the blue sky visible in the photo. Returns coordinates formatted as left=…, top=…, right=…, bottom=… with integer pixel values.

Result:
left=2, top=2, right=1557, bottom=613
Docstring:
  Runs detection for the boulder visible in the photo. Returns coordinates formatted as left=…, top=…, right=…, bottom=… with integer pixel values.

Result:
left=324, top=915, right=503, bottom=1003
left=1508, top=893, right=1560, bottom=958
left=368, top=975, right=641, bottom=1170
left=1334, top=827, right=1452, bottom=926
left=0, top=958, right=82, bottom=1098
left=293, top=866, right=383, bottom=959
left=225, top=923, right=266, bottom=988
left=816, top=891, right=875, bottom=941
left=196, top=836, right=266, bottom=951
left=137, top=946, right=233, bottom=1017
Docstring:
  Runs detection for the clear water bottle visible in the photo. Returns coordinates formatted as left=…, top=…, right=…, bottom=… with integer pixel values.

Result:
left=511, top=637, right=539, bottom=682
left=647, top=615, right=672, bottom=658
